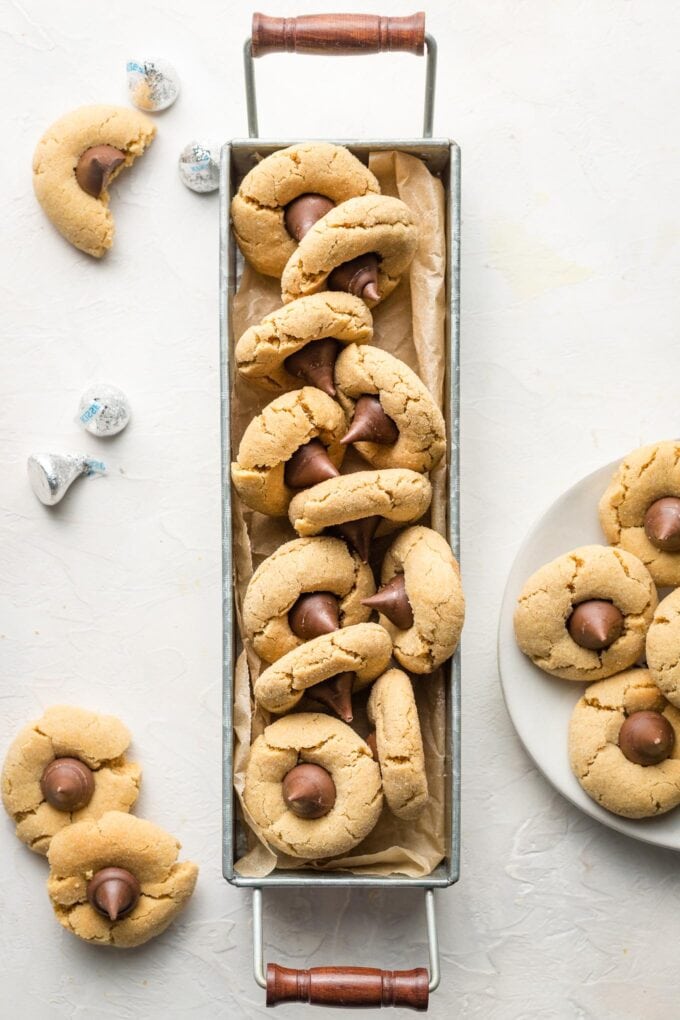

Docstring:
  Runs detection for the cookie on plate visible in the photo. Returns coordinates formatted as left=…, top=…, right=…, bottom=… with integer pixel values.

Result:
left=367, top=669, right=429, bottom=820
left=646, top=588, right=680, bottom=708
left=569, top=669, right=680, bottom=818
left=513, top=545, right=657, bottom=682
left=2, top=705, right=141, bottom=856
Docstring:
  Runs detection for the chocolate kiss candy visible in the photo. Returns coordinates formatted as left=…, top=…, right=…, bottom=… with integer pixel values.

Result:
left=362, top=573, right=414, bottom=630
left=336, top=515, right=380, bottom=563
left=309, top=672, right=355, bottom=723
left=284, top=439, right=340, bottom=489
left=284, top=338, right=340, bottom=397
left=76, top=145, right=125, bottom=198
left=366, top=730, right=379, bottom=761
left=27, top=453, right=103, bottom=506
left=618, top=710, right=675, bottom=766
left=288, top=591, right=340, bottom=640
left=328, top=253, right=380, bottom=303
left=284, top=193, right=334, bottom=242
left=282, top=763, right=337, bottom=818
left=342, top=395, right=399, bottom=446
left=644, top=497, right=680, bottom=553
left=87, top=867, right=141, bottom=921
left=40, top=757, right=95, bottom=812
left=567, top=600, right=624, bottom=651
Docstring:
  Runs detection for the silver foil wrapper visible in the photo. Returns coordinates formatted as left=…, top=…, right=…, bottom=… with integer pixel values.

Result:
left=178, top=141, right=220, bottom=194
left=78, top=383, right=131, bottom=437
left=126, top=58, right=180, bottom=112
left=27, top=453, right=106, bottom=507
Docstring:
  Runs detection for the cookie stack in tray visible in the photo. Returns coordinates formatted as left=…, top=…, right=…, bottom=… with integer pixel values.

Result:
left=514, top=440, right=680, bottom=820
left=229, top=143, right=465, bottom=864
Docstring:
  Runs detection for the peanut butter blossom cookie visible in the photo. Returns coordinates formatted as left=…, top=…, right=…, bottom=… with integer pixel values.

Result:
left=646, top=588, right=680, bottom=708
left=569, top=669, right=680, bottom=818
left=241, top=537, right=375, bottom=664
left=335, top=345, right=446, bottom=473
left=367, top=669, right=429, bottom=820
left=47, top=811, right=198, bottom=947
left=2, top=705, right=140, bottom=856
left=243, top=713, right=382, bottom=859
left=364, top=526, right=464, bottom=674
left=231, top=143, right=380, bottom=278
left=32, top=105, right=155, bottom=257
left=514, top=545, right=657, bottom=681
left=231, top=386, right=346, bottom=517
left=235, top=292, right=373, bottom=395
left=599, top=440, right=680, bottom=587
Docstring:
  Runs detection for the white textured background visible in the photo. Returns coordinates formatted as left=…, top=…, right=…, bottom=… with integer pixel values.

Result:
left=1, top=1, right=680, bottom=1017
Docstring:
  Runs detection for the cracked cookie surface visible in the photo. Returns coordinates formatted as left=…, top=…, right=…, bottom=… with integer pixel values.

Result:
left=2, top=705, right=141, bottom=856
left=243, top=713, right=382, bottom=859
left=367, top=669, right=429, bottom=820
left=376, top=526, right=464, bottom=674
left=599, top=440, right=680, bottom=587
left=280, top=194, right=419, bottom=307
left=231, top=386, right=346, bottom=516
left=254, top=622, right=392, bottom=715
left=47, top=811, right=198, bottom=947
left=33, top=105, right=156, bottom=258
left=646, top=588, right=680, bottom=708
left=569, top=669, right=680, bottom=818
left=514, top=544, right=657, bottom=682
left=335, top=344, right=446, bottom=472
left=242, top=537, right=375, bottom=664
left=235, top=292, right=373, bottom=394
left=288, top=468, right=432, bottom=538
left=231, top=143, right=380, bottom=278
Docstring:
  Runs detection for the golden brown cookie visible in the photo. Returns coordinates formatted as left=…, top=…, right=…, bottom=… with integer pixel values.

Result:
left=599, top=440, right=680, bottom=587
left=367, top=669, right=428, bottom=820
left=280, top=195, right=419, bottom=308
left=235, top=293, right=373, bottom=394
left=254, top=622, right=392, bottom=716
left=514, top=545, right=657, bottom=682
left=569, top=669, right=680, bottom=818
left=231, top=387, right=346, bottom=517
left=243, top=713, right=382, bottom=859
left=368, top=526, right=464, bottom=674
left=1, top=706, right=140, bottom=856
left=288, top=468, right=432, bottom=541
left=231, top=143, right=380, bottom=277
left=335, top=345, right=446, bottom=472
left=47, top=811, right=198, bottom=947
left=33, top=105, right=156, bottom=257
left=241, top=537, right=375, bottom=664
left=646, top=588, right=680, bottom=708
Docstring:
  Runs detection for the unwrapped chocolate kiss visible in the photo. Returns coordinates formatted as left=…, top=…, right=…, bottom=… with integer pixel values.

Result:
left=288, top=592, right=340, bottom=640
left=362, top=573, right=414, bottom=630
left=328, top=253, right=380, bottom=303
left=284, top=439, right=340, bottom=489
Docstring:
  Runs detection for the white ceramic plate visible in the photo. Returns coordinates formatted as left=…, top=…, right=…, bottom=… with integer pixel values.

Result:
left=498, top=461, right=680, bottom=851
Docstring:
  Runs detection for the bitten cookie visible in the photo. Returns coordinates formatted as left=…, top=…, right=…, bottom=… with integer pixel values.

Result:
left=367, top=669, right=429, bottom=820
left=335, top=345, right=446, bottom=473
left=2, top=706, right=141, bottom=856
left=47, top=811, right=198, bottom=947
left=235, top=293, right=373, bottom=395
left=242, top=537, right=375, bottom=664
left=254, top=622, right=393, bottom=717
left=364, top=526, right=465, bottom=674
left=231, top=387, right=346, bottom=517
left=646, top=588, right=680, bottom=708
left=231, top=143, right=380, bottom=277
left=281, top=195, right=419, bottom=308
left=243, top=713, right=382, bottom=859
left=599, top=440, right=680, bottom=587
left=514, top=545, right=657, bottom=682
left=569, top=669, right=680, bottom=818
left=33, top=105, right=156, bottom=257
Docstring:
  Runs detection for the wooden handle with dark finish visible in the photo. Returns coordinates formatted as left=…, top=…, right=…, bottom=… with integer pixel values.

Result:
left=266, top=963, right=429, bottom=1010
left=251, top=13, right=426, bottom=57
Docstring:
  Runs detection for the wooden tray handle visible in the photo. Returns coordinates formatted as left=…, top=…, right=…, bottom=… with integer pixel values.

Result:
left=251, top=12, right=426, bottom=57
left=266, top=963, right=429, bottom=1010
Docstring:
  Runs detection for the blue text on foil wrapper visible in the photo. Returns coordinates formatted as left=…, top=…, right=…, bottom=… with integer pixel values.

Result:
left=80, top=402, right=102, bottom=423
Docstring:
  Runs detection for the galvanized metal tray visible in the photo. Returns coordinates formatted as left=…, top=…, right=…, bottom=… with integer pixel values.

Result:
left=219, top=13, right=460, bottom=1009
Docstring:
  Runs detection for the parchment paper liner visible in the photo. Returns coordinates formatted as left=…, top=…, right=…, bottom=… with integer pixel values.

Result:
left=230, top=152, right=448, bottom=877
